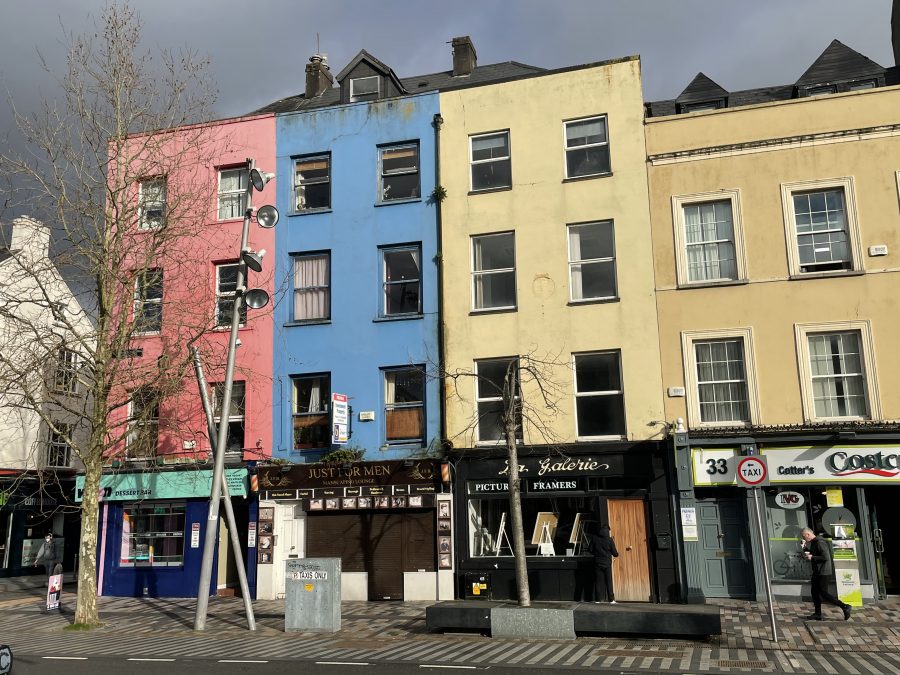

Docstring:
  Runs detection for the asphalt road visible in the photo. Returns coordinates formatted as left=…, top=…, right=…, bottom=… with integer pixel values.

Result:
left=7, top=655, right=644, bottom=675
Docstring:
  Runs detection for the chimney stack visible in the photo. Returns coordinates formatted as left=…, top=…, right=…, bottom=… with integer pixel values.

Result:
left=451, top=36, right=477, bottom=77
left=305, top=54, right=333, bottom=99
left=893, top=0, right=899, bottom=66
left=10, top=216, right=50, bottom=260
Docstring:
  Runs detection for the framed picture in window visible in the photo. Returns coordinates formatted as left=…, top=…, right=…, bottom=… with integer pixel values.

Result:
left=438, top=536, right=451, bottom=554
left=259, top=507, right=274, bottom=522
left=391, top=496, right=407, bottom=508
left=438, top=502, right=450, bottom=518
left=408, top=495, right=423, bottom=507
left=325, top=498, right=339, bottom=510
left=308, top=499, right=323, bottom=511
left=439, top=553, right=452, bottom=569
left=342, top=497, right=357, bottom=510
left=438, top=518, right=451, bottom=533
left=357, top=497, right=372, bottom=509
left=375, top=496, right=389, bottom=509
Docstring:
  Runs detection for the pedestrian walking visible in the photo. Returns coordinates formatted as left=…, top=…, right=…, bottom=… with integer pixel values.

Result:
left=800, top=527, right=851, bottom=621
left=33, top=532, right=61, bottom=581
left=587, top=523, right=619, bottom=603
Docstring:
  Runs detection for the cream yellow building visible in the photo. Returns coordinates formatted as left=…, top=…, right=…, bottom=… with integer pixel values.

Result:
left=439, top=53, right=677, bottom=603
left=646, top=41, right=900, bottom=603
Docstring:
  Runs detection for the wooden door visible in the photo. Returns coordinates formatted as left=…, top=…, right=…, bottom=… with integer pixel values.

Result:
left=607, top=499, right=651, bottom=602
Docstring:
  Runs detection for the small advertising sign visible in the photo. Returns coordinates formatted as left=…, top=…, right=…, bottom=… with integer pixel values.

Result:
left=832, top=539, right=863, bottom=607
left=248, top=522, right=257, bottom=548
left=46, top=574, right=62, bottom=611
left=332, top=393, right=349, bottom=445
left=680, top=507, right=698, bottom=542
left=190, top=522, right=200, bottom=548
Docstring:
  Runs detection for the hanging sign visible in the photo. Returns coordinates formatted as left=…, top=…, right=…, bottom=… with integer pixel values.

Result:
left=332, top=393, right=349, bottom=445
left=774, top=491, right=805, bottom=509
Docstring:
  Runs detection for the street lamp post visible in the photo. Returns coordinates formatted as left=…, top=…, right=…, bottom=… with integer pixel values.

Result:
left=194, top=158, right=276, bottom=632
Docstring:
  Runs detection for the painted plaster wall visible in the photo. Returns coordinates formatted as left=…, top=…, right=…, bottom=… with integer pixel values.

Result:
left=113, top=114, right=277, bottom=460
left=647, top=85, right=900, bottom=427
left=438, top=58, right=666, bottom=445
left=272, top=93, right=441, bottom=462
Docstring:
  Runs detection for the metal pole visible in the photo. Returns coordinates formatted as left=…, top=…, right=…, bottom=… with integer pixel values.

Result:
left=192, top=347, right=256, bottom=630
left=752, top=487, right=779, bottom=642
left=194, top=157, right=255, bottom=631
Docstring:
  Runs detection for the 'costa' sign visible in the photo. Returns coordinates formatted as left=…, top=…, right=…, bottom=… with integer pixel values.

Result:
left=826, top=451, right=900, bottom=478
left=774, top=491, right=805, bottom=509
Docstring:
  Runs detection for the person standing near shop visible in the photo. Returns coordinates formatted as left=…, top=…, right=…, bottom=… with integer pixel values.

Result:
left=33, top=532, right=61, bottom=580
left=801, top=527, right=851, bottom=621
left=588, top=523, right=619, bottom=603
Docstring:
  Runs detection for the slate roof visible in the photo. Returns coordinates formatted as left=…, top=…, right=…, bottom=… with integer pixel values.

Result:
left=251, top=61, right=544, bottom=115
left=646, top=40, right=895, bottom=118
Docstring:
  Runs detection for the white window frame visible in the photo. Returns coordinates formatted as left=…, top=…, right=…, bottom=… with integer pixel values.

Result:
left=469, top=130, right=511, bottom=192
left=567, top=220, right=617, bottom=302
left=471, top=232, right=517, bottom=311
left=563, top=115, right=611, bottom=179
left=781, top=177, right=863, bottom=277
left=138, top=177, right=167, bottom=230
left=293, top=154, right=331, bottom=212
left=572, top=350, right=626, bottom=440
left=672, top=189, right=747, bottom=287
left=126, top=388, right=160, bottom=460
left=133, top=269, right=163, bottom=334
left=378, top=143, right=420, bottom=202
left=681, top=328, right=761, bottom=429
left=474, top=357, right=522, bottom=445
left=46, top=422, right=73, bottom=468
left=216, top=262, right=246, bottom=328
left=217, top=167, right=248, bottom=221
left=53, top=348, right=79, bottom=396
left=350, top=75, right=379, bottom=102
left=794, top=320, right=880, bottom=422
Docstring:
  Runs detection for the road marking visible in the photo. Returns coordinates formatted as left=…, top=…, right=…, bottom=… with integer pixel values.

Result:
left=219, top=660, right=270, bottom=664
left=43, top=656, right=88, bottom=660
left=419, top=667, right=477, bottom=670
left=128, top=658, right=176, bottom=662
left=315, top=662, right=371, bottom=666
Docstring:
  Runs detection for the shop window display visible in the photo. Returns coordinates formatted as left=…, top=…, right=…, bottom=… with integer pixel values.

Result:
left=120, top=502, right=185, bottom=567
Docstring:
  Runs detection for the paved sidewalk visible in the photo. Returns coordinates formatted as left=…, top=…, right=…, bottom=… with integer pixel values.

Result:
left=1, top=591, right=899, bottom=673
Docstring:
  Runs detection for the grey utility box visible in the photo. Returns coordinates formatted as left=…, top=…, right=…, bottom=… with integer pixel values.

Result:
left=285, top=557, right=341, bottom=633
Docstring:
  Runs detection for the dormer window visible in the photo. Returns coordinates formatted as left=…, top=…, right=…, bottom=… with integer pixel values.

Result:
left=848, top=79, right=876, bottom=91
left=807, top=85, right=837, bottom=96
left=680, top=99, right=724, bottom=113
left=350, top=76, right=379, bottom=102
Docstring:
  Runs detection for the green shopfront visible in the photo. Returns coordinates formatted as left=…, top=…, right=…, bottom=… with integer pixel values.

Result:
left=75, top=468, right=249, bottom=598
left=675, top=436, right=900, bottom=603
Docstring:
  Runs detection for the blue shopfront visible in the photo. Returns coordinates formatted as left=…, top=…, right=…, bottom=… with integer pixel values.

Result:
left=75, top=468, right=253, bottom=598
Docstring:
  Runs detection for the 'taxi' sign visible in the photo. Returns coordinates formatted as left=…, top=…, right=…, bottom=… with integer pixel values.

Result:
left=737, top=456, right=769, bottom=487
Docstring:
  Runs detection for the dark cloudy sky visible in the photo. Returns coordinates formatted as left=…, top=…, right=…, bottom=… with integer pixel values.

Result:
left=0, top=1, right=895, bottom=138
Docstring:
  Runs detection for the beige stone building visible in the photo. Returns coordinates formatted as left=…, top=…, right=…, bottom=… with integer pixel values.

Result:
left=439, top=53, right=677, bottom=603
left=646, top=40, right=900, bottom=602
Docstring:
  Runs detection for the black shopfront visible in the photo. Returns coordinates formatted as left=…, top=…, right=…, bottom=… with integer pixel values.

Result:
left=451, top=442, right=679, bottom=603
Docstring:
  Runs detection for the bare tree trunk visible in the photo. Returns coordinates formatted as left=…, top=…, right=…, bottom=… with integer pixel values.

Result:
left=504, top=366, right=530, bottom=607
left=75, top=454, right=101, bottom=626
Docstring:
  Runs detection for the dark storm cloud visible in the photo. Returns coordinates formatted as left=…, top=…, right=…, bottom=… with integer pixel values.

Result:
left=0, top=1, right=893, bottom=139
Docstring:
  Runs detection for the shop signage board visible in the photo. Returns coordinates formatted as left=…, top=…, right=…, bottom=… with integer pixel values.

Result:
left=331, top=393, right=349, bottom=445
left=692, top=446, right=900, bottom=486
left=74, top=468, right=248, bottom=502
left=258, top=459, right=442, bottom=492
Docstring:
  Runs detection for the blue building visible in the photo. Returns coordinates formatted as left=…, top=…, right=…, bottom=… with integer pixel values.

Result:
left=270, top=51, right=442, bottom=464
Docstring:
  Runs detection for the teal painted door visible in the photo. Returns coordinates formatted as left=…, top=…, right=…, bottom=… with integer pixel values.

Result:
left=697, top=497, right=753, bottom=598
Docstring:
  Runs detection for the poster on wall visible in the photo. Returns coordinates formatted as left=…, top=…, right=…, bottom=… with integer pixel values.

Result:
left=257, top=507, right=274, bottom=565
left=332, top=393, right=349, bottom=444
left=680, top=507, right=698, bottom=542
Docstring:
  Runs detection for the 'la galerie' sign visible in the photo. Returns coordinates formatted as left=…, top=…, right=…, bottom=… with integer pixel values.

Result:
left=492, top=455, right=624, bottom=478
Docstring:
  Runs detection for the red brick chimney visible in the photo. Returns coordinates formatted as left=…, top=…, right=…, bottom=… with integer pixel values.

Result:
left=305, top=54, right=333, bottom=98
left=451, top=37, right=477, bottom=77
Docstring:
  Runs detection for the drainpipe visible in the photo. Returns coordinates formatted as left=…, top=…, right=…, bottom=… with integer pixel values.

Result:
left=432, top=113, right=446, bottom=447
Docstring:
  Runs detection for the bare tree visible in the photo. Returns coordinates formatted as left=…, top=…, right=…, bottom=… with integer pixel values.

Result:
left=442, top=350, right=568, bottom=607
left=0, top=3, right=230, bottom=627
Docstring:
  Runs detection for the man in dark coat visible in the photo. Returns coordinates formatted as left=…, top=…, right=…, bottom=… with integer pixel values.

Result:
left=33, top=532, right=61, bottom=581
left=801, top=527, right=851, bottom=621
left=587, top=523, right=619, bottom=603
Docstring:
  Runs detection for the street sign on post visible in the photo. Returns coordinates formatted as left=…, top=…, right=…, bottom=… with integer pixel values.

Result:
left=736, top=456, right=769, bottom=488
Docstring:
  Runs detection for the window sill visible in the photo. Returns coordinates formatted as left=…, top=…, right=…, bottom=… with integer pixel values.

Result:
left=677, top=279, right=749, bottom=290
left=789, top=270, right=865, bottom=281
left=288, top=208, right=333, bottom=217
left=805, top=416, right=871, bottom=424
left=563, top=172, right=613, bottom=184
left=576, top=435, right=626, bottom=442
left=568, top=296, right=619, bottom=307
left=692, top=421, right=753, bottom=430
left=374, top=197, right=422, bottom=207
left=212, top=325, right=250, bottom=332
left=215, top=217, right=244, bottom=224
left=475, top=440, right=522, bottom=447
left=284, top=319, right=331, bottom=327
left=468, top=185, right=512, bottom=196
left=131, top=331, right=162, bottom=338
left=373, top=314, right=423, bottom=323
left=469, top=307, right=517, bottom=316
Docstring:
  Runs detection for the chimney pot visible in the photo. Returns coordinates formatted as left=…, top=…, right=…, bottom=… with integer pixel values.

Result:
left=305, top=54, right=334, bottom=99
left=451, top=36, right=477, bottom=77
